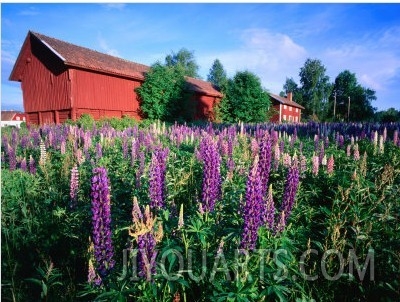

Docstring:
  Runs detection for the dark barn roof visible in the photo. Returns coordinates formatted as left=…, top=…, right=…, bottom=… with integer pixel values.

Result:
left=10, top=31, right=222, bottom=97
left=269, top=93, right=305, bottom=110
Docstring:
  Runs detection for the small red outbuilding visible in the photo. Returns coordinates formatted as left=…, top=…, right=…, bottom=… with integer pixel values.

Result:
left=9, top=31, right=222, bottom=125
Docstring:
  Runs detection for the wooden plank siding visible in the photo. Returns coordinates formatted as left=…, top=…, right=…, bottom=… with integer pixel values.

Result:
left=22, top=34, right=70, bottom=113
left=194, top=94, right=219, bottom=121
left=71, top=68, right=142, bottom=114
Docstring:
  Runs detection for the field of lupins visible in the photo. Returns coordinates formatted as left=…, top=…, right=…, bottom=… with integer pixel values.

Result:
left=1, top=117, right=399, bottom=301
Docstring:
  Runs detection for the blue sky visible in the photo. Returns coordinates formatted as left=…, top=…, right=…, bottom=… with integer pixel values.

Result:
left=2, top=3, right=400, bottom=111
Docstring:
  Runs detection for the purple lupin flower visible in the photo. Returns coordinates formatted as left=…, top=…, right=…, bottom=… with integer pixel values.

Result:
left=319, top=142, right=325, bottom=164
left=29, top=155, right=36, bottom=174
left=258, top=133, right=272, bottom=195
left=279, top=161, right=300, bottom=228
left=7, top=145, right=16, bottom=171
left=95, top=142, right=102, bottom=160
left=91, top=167, right=115, bottom=278
left=324, top=136, right=329, bottom=149
left=198, top=136, right=222, bottom=212
left=149, top=147, right=169, bottom=210
left=314, top=134, right=319, bottom=152
left=20, top=135, right=30, bottom=150
left=137, top=232, right=157, bottom=280
left=130, top=201, right=162, bottom=281
left=339, top=135, right=344, bottom=148
left=131, top=138, right=138, bottom=166
left=20, top=157, right=27, bottom=172
left=240, top=157, right=264, bottom=251
left=264, top=184, right=275, bottom=231
left=70, top=165, right=79, bottom=209
left=279, top=140, right=285, bottom=155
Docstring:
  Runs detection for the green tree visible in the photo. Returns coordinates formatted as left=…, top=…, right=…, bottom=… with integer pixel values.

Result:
left=331, top=70, right=376, bottom=121
left=207, top=59, right=228, bottom=92
left=165, top=48, right=200, bottom=78
left=299, top=58, right=331, bottom=119
left=280, top=77, right=304, bottom=105
left=375, top=108, right=400, bottom=122
left=224, top=71, right=271, bottom=123
left=135, top=62, right=186, bottom=121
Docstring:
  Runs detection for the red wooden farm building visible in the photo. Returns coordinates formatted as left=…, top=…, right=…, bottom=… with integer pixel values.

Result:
left=269, top=92, right=304, bottom=123
left=9, top=31, right=222, bottom=125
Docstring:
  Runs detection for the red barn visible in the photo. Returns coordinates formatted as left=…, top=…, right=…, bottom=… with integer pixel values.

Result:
left=9, top=31, right=222, bottom=125
left=269, top=92, right=304, bottom=123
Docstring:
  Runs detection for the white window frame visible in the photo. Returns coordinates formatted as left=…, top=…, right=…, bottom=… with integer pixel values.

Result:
left=289, top=106, right=292, bottom=112
left=283, top=114, right=287, bottom=121
left=283, top=105, right=287, bottom=109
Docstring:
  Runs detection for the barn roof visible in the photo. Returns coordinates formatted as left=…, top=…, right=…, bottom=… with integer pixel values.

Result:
left=10, top=31, right=222, bottom=97
left=269, top=93, right=305, bottom=110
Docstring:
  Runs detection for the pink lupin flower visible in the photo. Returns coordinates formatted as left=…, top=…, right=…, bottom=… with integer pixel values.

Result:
left=353, top=143, right=360, bottom=161
left=327, top=155, right=334, bottom=175
left=299, top=154, right=307, bottom=174
left=178, top=204, right=184, bottom=229
left=70, top=165, right=79, bottom=208
left=346, top=145, right=351, bottom=157
left=264, top=184, right=275, bottom=231
left=312, top=155, right=319, bottom=176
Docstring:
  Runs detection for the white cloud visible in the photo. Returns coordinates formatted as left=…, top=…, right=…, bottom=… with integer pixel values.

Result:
left=18, top=6, right=39, bottom=16
left=198, top=28, right=307, bottom=93
left=322, top=27, right=400, bottom=94
left=97, top=33, right=121, bottom=57
left=101, top=4, right=126, bottom=10
left=1, top=49, right=16, bottom=66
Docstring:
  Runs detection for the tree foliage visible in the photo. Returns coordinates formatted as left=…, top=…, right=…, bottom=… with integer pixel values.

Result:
left=221, top=71, right=271, bottom=123
left=207, top=59, right=228, bottom=92
left=135, top=62, right=187, bottom=121
left=375, top=108, right=400, bottom=122
left=299, top=58, right=332, bottom=119
left=331, top=70, right=376, bottom=121
left=165, top=48, right=200, bottom=78
left=281, top=77, right=304, bottom=105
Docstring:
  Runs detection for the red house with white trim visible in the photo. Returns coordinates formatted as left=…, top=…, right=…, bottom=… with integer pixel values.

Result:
left=1, top=111, right=27, bottom=127
left=9, top=31, right=222, bottom=125
left=269, top=92, right=304, bottom=123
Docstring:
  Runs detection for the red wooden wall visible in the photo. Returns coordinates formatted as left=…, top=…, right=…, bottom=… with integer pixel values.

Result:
left=281, top=104, right=301, bottom=122
left=270, top=102, right=302, bottom=123
left=21, top=34, right=70, bottom=125
left=193, top=94, right=219, bottom=121
left=70, top=68, right=142, bottom=120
